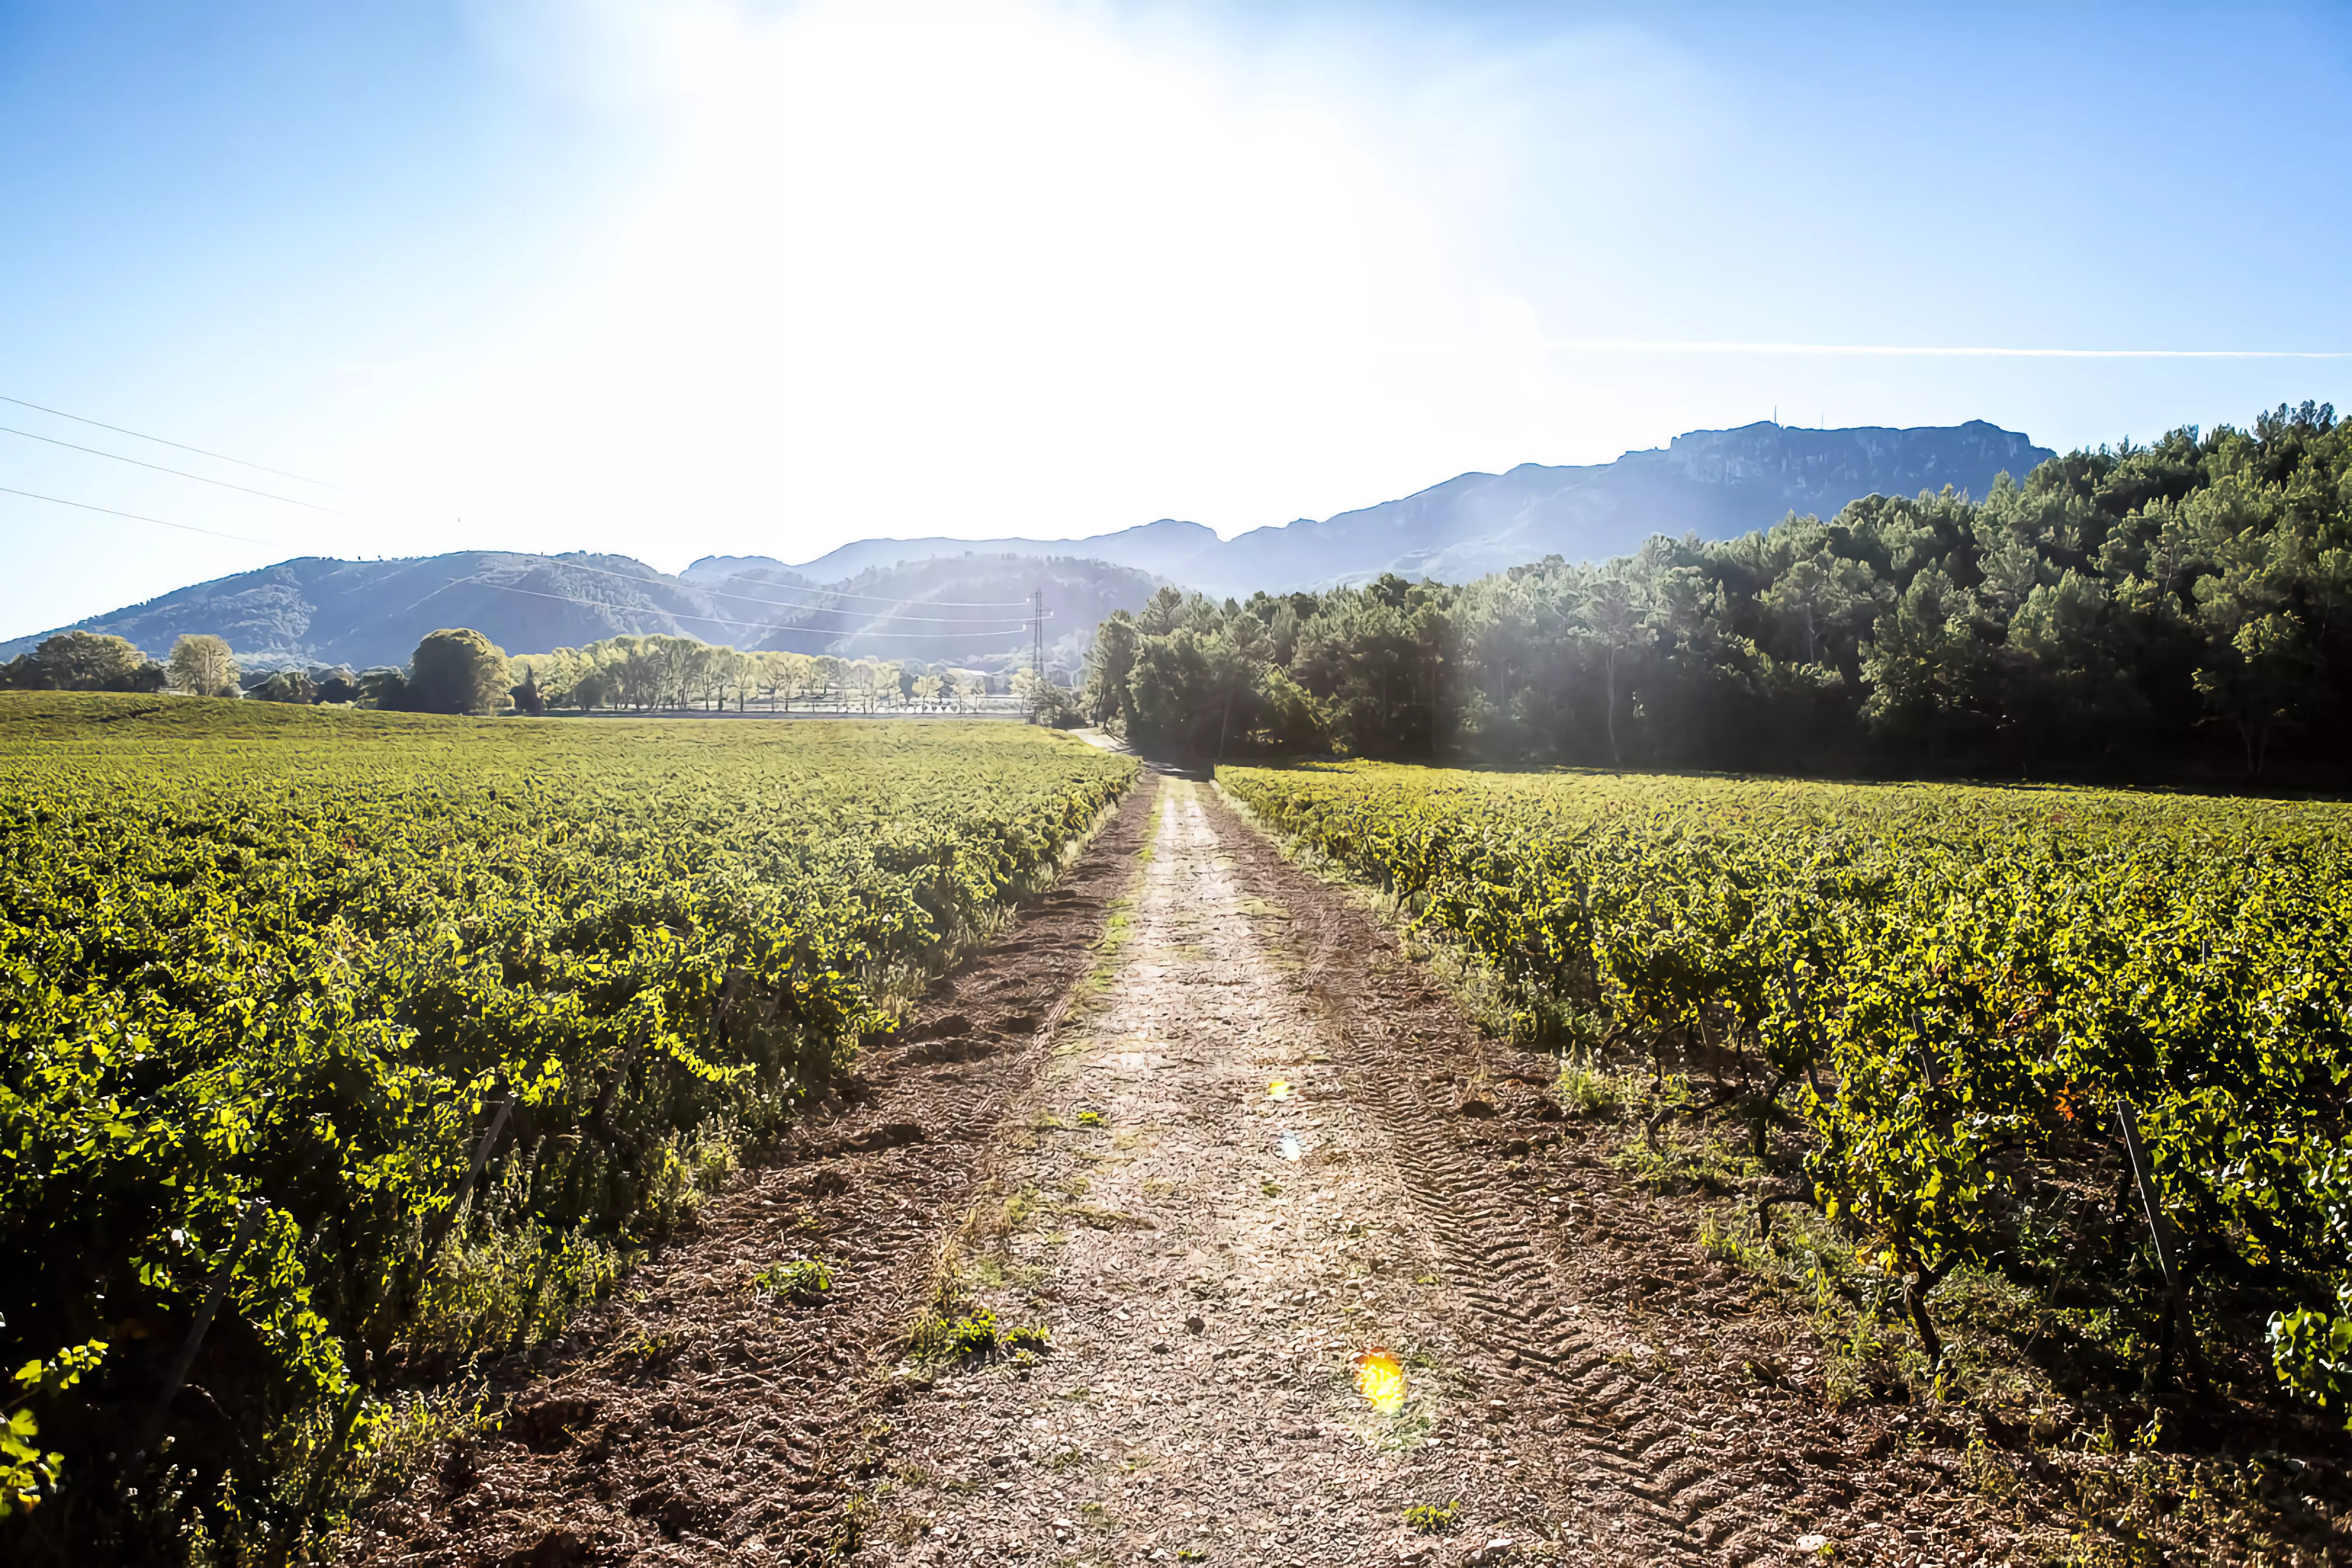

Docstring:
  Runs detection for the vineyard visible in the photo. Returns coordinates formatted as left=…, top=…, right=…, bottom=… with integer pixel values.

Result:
left=1220, top=761, right=2352, bottom=1428
left=0, top=694, right=1135, bottom=1561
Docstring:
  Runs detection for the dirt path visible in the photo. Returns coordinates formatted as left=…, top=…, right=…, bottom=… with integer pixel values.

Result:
left=853, top=775, right=1577, bottom=1566
left=851, top=781, right=2029, bottom=1568
left=363, top=773, right=2034, bottom=1568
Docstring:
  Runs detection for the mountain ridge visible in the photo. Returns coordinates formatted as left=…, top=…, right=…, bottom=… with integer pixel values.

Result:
left=723, top=419, right=2051, bottom=595
left=2, top=551, right=1160, bottom=673
left=10, top=419, right=2051, bottom=667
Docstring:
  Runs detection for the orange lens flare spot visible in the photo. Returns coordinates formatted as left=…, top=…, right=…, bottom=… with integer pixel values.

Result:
left=1354, top=1348, right=1407, bottom=1414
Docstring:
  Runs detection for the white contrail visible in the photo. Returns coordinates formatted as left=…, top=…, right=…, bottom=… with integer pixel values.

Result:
left=1541, top=339, right=2347, bottom=359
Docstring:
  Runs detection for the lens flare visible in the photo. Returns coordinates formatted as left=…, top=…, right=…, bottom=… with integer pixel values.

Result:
left=1354, top=1348, right=1406, bottom=1414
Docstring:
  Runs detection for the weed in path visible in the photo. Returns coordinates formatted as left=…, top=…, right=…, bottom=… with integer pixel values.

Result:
left=625, top=1328, right=684, bottom=1373
left=929, top=1309, right=1000, bottom=1361
left=752, top=1258, right=833, bottom=1305
left=967, top=1253, right=1045, bottom=1292
left=1056, top=1204, right=1156, bottom=1231
left=1073, top=886, right=1145, bottom=1013
left=1403, top=1499, right=1461, bottom=1534
left=1001, top=1183, right=1042, bottom=1230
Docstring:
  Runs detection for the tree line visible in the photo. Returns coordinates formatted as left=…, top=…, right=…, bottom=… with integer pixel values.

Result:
left=1084, top=402, right=2352, bottom=781
left=0, top=626, right=1040, bottom=717
left=506, top=635, right=1019, bottom=715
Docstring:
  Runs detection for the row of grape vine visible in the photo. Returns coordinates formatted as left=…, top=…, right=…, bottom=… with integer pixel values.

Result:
left=1221, top=761, right=2352, bottom=1418
left=0, top=695, right=1136, bottom=1560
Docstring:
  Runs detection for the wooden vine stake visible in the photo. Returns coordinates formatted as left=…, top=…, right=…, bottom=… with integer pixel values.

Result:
left=302, top=1095, right=518, bottom=1518
left=126, top=1199, right=270, bottom=1480
left=419, top=1094, right=514, bottom=1271
left=2115, top=1098, right=2206, bottom=1391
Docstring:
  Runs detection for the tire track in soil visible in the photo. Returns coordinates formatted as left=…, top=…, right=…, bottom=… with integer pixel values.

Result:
left=839, top=779, right=2021, bottom=1568
left=847, top=777, right=1594, bottom=1568
left=345, top=779, right=1158, bottom=1568
left=1206, top=785, right=2031, bottom=1568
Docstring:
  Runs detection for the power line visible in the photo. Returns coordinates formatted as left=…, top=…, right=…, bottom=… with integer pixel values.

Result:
left=0, top=484, right=280, bottom=546
left=0, top=392, right=343, bottom=488
left=0, top=393, right=1063, bottom=612
left=0, top=461, right=1054, bottom=619
left=0, top=424, right=362, bottom=519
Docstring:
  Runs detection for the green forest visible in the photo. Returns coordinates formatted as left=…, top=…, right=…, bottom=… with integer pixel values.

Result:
left=1086, top=403, right=2351, bottom=781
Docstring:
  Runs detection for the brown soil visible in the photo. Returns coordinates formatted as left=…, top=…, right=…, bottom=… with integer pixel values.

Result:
left=345, top=781, right=1157, bottom=1568
left=349, top=773, right=2350, bottom=1568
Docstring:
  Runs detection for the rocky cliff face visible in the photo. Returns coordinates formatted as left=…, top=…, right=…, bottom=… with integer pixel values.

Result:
left=1184, top=420, right=2052, bottom=594
left=1655, top=420, right=2049, bottom=492
left=747, top=421, right=2051, bottom=598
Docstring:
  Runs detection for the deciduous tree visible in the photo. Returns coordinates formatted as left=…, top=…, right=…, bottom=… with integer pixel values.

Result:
left=407, top=628, right=511, bottom=714
left=166, top=633, right=239, bottom=697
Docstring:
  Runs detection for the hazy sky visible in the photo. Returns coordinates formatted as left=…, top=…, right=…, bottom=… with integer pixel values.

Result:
left=3, top=0, right=2348, bottom=639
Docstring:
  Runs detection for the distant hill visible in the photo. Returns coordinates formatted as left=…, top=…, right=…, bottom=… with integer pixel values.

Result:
left=3, top=551, right=1161, bottom=673
left=0, top=552, right=744, bottom=671
left=756, top=421, right=2053, bottom=597
left=12, top=419, right=2051, bottom=667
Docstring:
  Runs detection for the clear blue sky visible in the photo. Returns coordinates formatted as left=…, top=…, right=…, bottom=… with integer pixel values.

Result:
left=3, top=0, right=2348, bottom=640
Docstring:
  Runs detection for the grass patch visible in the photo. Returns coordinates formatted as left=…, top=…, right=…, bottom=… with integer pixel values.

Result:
left=1554, top=1049, right=1646, bottom=1119
left=1698, top=1198, right=2083, bottom=1413
left=405, top=1222, right=626, bottom=1374
left=343, top=1388, right=493, bottom=1511
left=1070, top=803, right=1155, bottom=1009
left=1611, top=1125, right=1765, bottom=1196
left=1053, top=1204, right=1156, bottom=1231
